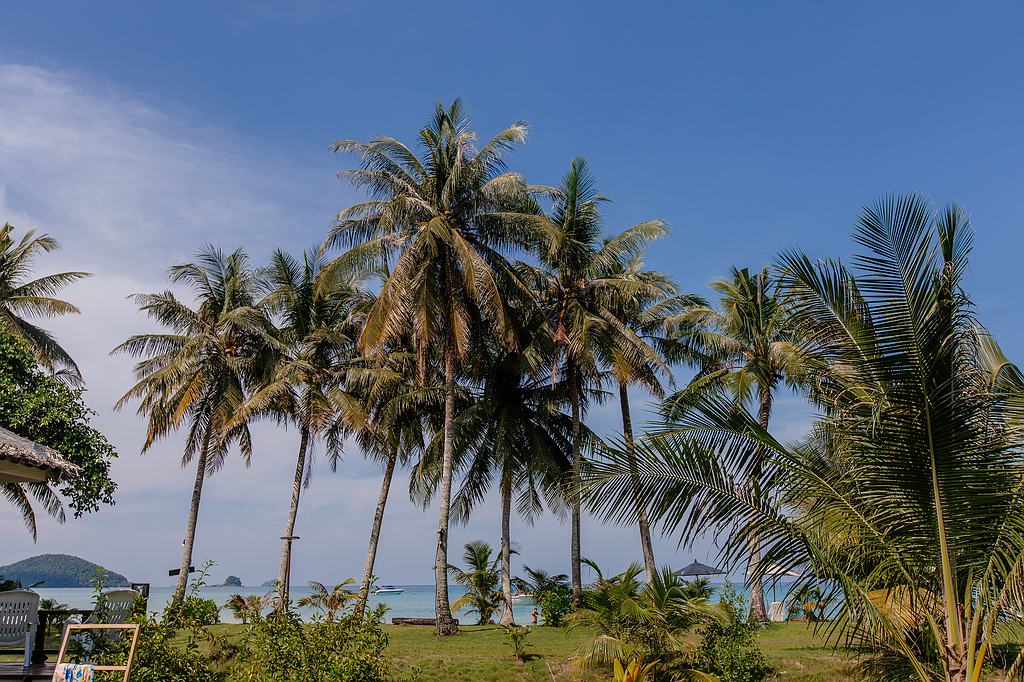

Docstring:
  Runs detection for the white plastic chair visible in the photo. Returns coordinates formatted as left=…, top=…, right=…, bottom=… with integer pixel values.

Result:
left=0, top=589, right=40, bottom=667
left=86, top=589, right=141, bottom=625
left=769, top=600, right=787, bottom=622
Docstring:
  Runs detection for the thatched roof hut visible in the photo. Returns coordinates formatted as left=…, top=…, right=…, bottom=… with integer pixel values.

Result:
left=0, top=426, right=81, bottom=483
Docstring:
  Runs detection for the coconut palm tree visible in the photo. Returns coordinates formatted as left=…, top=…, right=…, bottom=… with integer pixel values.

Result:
left=589, top=195, right=1024, bottom=681
left=324, top=100, right=541, bottom=635
left=524, top=156, right=669, bottom=604
left=449, top=540, right=503, bottom=625
left=604, top=257, right=701, bottom=582
left=239, top=248, right=370, bottom=607
left=0, top=223, right=90, bottom=380
left=348, top=344, right=439, bottom=615
left=660, top=266, right=803, bottom=621
left=414, top=331, right=574, bottom=624
left=114, top=247, right=271, bottom=602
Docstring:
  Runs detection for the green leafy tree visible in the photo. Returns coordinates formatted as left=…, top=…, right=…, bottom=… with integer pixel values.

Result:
left=0, top=223, right=90, bottom=380
left=591, top=195, right=1024, bottom=681
left=525, top=156, right=668, bottom=603
left=0, top=331, right=116, bottom=537
left=449, top=540, right=503, bottom=625
left=324, top=100, right=541, bottom=635
left=114, top=247, right=272, bottom=602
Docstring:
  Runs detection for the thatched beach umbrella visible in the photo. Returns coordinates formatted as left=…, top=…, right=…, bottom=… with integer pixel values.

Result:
left=674, top=560, right=726, bottom=578
left=0, top=426, right=80, bottom=483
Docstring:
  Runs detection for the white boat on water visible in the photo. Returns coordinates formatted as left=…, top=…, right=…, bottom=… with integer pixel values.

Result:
left=373, top=585, right=405, bottom=595
left=510, top=593, right=535, bottom=602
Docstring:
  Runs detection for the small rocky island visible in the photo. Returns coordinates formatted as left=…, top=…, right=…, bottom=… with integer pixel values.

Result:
left=222, top=575, right=243, bottom=587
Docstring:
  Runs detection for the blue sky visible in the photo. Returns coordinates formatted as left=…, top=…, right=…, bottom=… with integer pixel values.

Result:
left=2, top=2, right=1024, bottom=587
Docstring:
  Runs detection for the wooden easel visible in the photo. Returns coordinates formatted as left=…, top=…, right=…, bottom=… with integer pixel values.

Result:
left=54, top=624, right=141, bottom=682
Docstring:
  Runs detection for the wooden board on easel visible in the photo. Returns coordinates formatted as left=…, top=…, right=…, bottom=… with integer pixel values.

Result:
left=54, top=624, right=141, bottom=682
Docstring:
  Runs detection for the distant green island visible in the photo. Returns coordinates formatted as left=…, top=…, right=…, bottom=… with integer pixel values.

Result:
left=0, top=554, right=129, bottom=588
left=222, top=575, right=242, bottom=587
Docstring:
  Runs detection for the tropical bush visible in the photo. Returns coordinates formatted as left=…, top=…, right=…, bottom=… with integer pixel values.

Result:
left=226, top=604, right=391, bottom=681
left=513, top=566, right=572, bottom=626
left=501, top=623, right=533, bottom=661
left=693, top=585, right=772, bottom=682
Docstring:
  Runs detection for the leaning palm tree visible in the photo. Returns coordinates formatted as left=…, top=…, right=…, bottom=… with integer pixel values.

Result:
left=661, top=266, right=803, bottom=621
left=0, top=223, right=90, bottom=379
left=324, top=100, right=541, bottom=635
left=604, top=257, right=700, bottom=582
left=348, top=344, right=439, bottom=615
left=114, top=247, right=270, bottom=602
left=414, top=332, right=574, bottom=625
left=524, top=156, right=669, bottom=604
left=240, top=248, right=370, bottom=607
left=590, top=195, right=1024, bottom=681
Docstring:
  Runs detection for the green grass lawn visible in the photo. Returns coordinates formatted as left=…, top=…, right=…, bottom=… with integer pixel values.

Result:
left=379, top=621, right=858, bottom=682
left=3, top=621, right=859, bottom=680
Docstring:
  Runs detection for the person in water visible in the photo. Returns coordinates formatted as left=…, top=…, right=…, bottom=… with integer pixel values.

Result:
left=531, top=608, right=539, bottom=625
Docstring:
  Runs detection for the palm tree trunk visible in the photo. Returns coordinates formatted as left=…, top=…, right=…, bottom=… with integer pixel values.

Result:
left=499, top=466, right=515, bottom=625
left=568, top=360, right=583, bottom=607
left=277, top=426, right=310, bottom=608
left=619, top=381, right=657, bottom=583
left=748, top=382, right=772, bottom=624
left=434, top=344, right=459, bottom=636
left=357, top=448, right=398, bottom=616
left=173, top=428, right=212, bottom=603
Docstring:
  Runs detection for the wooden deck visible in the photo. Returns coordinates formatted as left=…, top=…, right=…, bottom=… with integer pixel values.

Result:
left=0, top=663, right=54, bottom=681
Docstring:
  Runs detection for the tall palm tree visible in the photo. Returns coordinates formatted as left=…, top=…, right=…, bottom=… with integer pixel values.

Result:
left=590, top=195, right=1024, bottom=681
left=662, top=266, right=802, bottom=621
left=0, top=223, right=90, bottom=380
left=415, top=332, right=574, bottom=625
left=114, top=247, right=270, bottom=602
left=324, top=100, right=541, bottom=635
left=525, top=156, right=668, bottom=604
left=239, top=248, right=370, bottom=607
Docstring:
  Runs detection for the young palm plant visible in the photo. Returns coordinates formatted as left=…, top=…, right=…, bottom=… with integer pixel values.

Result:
left=297, top=579, right=358, bottom=622
left=589, top=195, right=1024, bottom=681
left=114, top=247, right=271, bottom=602
left=661, top=265, right=803, bottom=621
left=0, top=223, right=90, bottom=380
left=524, top=156, right=669, bottom=604
left=324, top=100, right=542, bottom=635
left=567, top=561, right=727, bottom=678
left=449, top=540, right=503, bottom=625
left=240, top=248, right=370, bottom=607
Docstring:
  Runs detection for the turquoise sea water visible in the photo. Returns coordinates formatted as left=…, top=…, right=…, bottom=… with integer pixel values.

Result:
left=32, top=584, right=542, bottom=623
left=33, top=581, right=784, bottom=624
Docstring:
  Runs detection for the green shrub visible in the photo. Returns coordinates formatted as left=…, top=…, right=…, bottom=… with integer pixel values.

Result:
left=227, top=604, right=391, bottom=681
left=537, top=586, right=572, bottom=627
left=695, top=584, right=772, bottom=682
